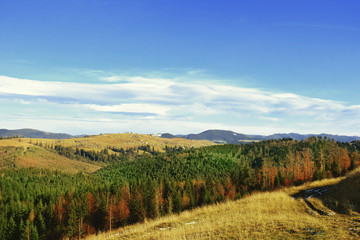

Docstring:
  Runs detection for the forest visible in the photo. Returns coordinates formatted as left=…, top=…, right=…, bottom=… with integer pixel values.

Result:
left=0, top=137, right=359, bottom=239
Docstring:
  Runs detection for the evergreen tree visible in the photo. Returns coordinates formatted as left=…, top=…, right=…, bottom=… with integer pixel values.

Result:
left=6, top=216, right=16, bottom=240
left=143, top=179, right=159, bottom=219
left=29, top=224, right=39, bottom=240
left=35, top=212, right=46, bottom=238
left=129, top=186, right=145, bottom=224
left=172, top=190, right=182, bottom=214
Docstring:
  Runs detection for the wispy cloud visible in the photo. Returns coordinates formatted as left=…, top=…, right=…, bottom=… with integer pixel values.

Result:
left=1, top=75, right=360, bottom=135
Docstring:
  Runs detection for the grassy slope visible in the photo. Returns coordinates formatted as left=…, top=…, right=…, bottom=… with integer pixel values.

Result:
left=19, top=145, right=101, bottom=174
left=0, top=134, right=215, bottom=173
left=88, top=170, right=360, bottom=240
left=28, top=133, right=215, bottom=151
left=0, top=138, right=100, bottom=173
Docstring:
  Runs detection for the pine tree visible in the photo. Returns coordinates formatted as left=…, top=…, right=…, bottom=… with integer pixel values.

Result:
left=6, top=216, right=16, bottom=240
left=129, top=185, right=145, bottom=224
left=165, top=195, right=173, bottom=215
left=35, top=212, right=46, bottom=238
left=172, top=190, right=182, bottom=214
left=67, top=202, right=78, bottom=238
left=29, top=224, right=39, bottom=240
left=143, top=179, right=159, bottom=219
left=184, top=180, right=195, bottom=209
left=18, top=219, right=28, bottom=240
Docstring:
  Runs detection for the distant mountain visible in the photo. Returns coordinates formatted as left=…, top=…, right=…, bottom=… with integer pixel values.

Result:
left=160, top=133, right=178, bottom=139
left=0, top=128, right=79, bottom=139
left=264, top=133, right=360, bottom=142
left=183, top=130, right=257, bottom=144
left=161, top=129, right=360, bottom=143
left=162, top=130, right=259, bottom=144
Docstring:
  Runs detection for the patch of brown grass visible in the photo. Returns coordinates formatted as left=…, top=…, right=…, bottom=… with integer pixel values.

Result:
left=0, top=138, right=32, bottom=147
left=27, top=133, right=215, bottom=152
left=19, top=146, right=100, bottom=174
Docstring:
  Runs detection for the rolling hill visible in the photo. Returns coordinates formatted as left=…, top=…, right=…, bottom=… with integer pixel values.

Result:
left=0, top=139, right=101, bottom=173
left=0, top=133, right=215, bottom=173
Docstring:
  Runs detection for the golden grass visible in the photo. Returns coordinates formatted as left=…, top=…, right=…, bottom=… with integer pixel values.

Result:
left=87, top=186, right=358, bottom=240
left=22, top=133, right=215, bottom=152
left=0, top=138, right=33, bottom=147
left=0, top=134, right=214, bottom=173
left=18, top=146, right=101, bottom=174
left=0, top=141, right=101, bottom=173
left=283, top=177, right=344, bottom=196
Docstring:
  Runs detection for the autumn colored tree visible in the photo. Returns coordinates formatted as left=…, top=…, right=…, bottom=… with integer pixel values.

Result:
left=339, top=149, right=351, bottom=173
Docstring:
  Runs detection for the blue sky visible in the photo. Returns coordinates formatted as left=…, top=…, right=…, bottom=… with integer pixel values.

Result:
left=1, top=0, right=360, bottom=135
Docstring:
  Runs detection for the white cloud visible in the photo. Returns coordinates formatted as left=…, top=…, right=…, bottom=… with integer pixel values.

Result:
left=85, top=103, right=170, bottom=116
left=1, top=74, right=360, bottom=135
left=100, top=76, right=127, bottom=82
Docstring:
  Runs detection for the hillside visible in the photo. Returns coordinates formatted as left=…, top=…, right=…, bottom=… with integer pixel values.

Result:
left=87, top=170, right=360, bottom=240
left=0, top=139, right=100, bottom=173
left=29, top=132, right=215, bottom=151
left=0, top=133, right=215, bottom=173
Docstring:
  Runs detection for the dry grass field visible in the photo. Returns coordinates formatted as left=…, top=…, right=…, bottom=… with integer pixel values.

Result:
left=0, top=134, right=215, bottom=173
left=0, top=142, right=100, bottom=173
left=24, top=133, right=215, bottom=152
left=87, top=169, right=360, bottom=240
left=18, top=145, right=101, bottom=174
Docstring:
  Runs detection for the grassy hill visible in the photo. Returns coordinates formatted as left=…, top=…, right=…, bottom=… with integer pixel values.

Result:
left=22, top=133, right=215, bottom=151
left=0, top=140, right=100, bottom=173
left=87, top=170, right=360, bottom=240
left=0, top=134, right=215, bottom=173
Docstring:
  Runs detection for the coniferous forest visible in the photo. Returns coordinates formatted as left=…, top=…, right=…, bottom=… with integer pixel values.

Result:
left=0, top=137, right=359, bottom=239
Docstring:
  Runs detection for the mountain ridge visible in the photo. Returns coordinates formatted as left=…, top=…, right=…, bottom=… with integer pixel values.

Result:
left=0, top=128, right=80, bottom=139
left=161, top=129, right=360, bottom=143
left=1, top=128, right=360, bottom=143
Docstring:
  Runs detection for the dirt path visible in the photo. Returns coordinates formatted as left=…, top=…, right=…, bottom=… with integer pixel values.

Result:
left=292, top=186, right=360, bottom=238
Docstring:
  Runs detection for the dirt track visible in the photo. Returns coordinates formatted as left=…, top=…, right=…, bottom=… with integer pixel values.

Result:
left=292, top=186, right=360, bottom=238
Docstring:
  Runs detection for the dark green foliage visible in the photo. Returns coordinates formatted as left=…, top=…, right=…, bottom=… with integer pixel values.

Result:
left=172, top=190, right=182, bottom=214
left=5, top=216, right=16, bottom=240
left=34, top=213, right=46, bottom=238
left=143, top=179, right=159, bottom=219
left=30, top=224, right=40, bottom=240
left=128, top=186, right=146, bottom=224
